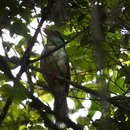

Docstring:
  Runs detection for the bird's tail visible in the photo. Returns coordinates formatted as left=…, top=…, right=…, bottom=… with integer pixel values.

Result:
left=54, top=95, right=68, bottom=120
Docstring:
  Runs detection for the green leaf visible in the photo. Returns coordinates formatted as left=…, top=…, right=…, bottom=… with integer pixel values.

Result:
left=19, top=125, right=28, bottom=130
left=88, top=102, right=101, bottom=118
left=109, top=76, right=127, bottom=94
left=77, top=116, right=87, bottom=125
left=0, top=84, right=27, bottom=103
left=10, top=19, right=29, bottom=36
left=29, top=125, right=45, bottom=130
left=0, top=84, right=12, bottom=96
left=40, top=93, right=53, bottom=102
left=15, top=37, right=28, bottom=55
left=3, top=42, right=14, bottom=52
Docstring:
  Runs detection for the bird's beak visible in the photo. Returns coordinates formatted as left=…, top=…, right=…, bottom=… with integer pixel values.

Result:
left=43, top=28, right=48, bottom=37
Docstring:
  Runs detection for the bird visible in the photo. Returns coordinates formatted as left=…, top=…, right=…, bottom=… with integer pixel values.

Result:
left=40, top=28, right=70, bottom=121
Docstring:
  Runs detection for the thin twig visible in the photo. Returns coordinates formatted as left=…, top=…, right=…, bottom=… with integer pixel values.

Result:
left=68, top=95, right=99, bottom=101
left=0, top=98, right=13, bottom=126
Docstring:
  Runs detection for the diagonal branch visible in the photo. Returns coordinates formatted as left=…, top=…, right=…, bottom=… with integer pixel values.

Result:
left=0, top=55, right=83, bottom=129
left=56, top=75, right=130, bottom=115
left=30, top=27, right=88, bottom=63
left=0, top=98, right=13, bottom=126
left=30, top=65, right=100, bottom=97
left=30, top=65, right=130, bottom=115
left=57, top=75, right=100, bottom=97
left=16, top=11, right=46, bottom=79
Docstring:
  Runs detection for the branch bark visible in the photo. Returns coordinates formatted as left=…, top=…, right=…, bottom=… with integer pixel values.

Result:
left=16, top=10, right=46, bottom=79
left=0, top=55, right=83, bottom=129
left=0, top=98, right=13, bottom=126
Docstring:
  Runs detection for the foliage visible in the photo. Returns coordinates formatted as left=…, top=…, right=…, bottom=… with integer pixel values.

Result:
left=0, top=0, right=130, bottom=129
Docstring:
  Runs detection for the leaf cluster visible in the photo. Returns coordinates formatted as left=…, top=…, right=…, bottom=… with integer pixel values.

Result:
left=0, top=0, right=130, bottom=130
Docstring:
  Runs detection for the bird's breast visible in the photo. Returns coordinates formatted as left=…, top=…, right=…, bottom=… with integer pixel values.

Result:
left=42, top=45, right=68, bottom=74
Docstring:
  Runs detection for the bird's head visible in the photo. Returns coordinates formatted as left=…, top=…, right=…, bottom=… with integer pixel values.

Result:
left=43, top=28, right=65, bottom=46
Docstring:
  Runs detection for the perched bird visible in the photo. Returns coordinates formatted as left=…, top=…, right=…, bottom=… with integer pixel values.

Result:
left=40, top=29, right=70, bottom=120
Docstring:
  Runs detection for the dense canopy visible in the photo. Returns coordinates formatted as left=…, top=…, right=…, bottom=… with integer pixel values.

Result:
left=0, top=0, right=130, bottom=130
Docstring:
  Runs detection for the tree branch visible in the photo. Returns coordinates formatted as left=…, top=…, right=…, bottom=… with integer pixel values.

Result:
left=30, top=65, right=130, bottom=115
left=57, top=75, right=100, bottom=97
left=0, top=98, right=13, bottom=126
left=16, top=10, right=46, bottom=79
left=0, top=55, right=83, bottom=129
left=30, top=28, right=87, bottom=63
left=57, top=75, right=130, bottom=115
